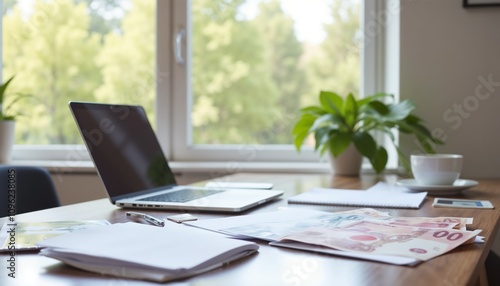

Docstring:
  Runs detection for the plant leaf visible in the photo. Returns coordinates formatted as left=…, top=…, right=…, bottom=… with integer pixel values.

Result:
left=300, top=106, right=327, bottom=116
left=397, top=148, right=412, bottom=176
left=314, top=127, right=331, bottom=151
left=404, top=114, right=422, bottom=124
left=3, top=93, right=31, bottom=114
left=357, top=92, right=392, bottom=108
left=0, top=76, right=15, bottom=116
left=367, top=101, right=390, bottom=115
left=352, top=131, right=377, bottom=158
left=378, top=126, right=396, bottom=141
left=319, top=91, right=343, bottom=116
left=370, top=147, right=388, bottom=174
left=343, top=93, right=358, bottom=130
left=329, top=132, right=352, bottom=157
left=0, top=75, right=15, bottom=103
left=319, top=143, right=329, bottom=157
left=292, top=114, right=316, bottom=135
left=308, top=114, right=333, bottom=132
left=292, top=114, right=316, bottom=151
left=398, top=119, right=443, bottom=152
left=386, top=100, right=415, bottom=121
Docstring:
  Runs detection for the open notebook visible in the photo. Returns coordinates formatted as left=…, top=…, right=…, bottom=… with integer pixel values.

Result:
left=287, top=182, right=427, bottom=209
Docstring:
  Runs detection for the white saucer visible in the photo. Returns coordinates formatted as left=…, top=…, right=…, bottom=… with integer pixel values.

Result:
left=396, top=179, right=479, bottom=195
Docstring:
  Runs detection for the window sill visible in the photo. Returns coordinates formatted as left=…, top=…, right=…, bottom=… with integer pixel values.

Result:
left=9, top=159, right=403, bottom=177
left=10, top=160, right=340, bottom=174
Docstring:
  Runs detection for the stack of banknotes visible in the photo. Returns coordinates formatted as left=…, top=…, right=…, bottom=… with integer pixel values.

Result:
left=277, top=208, right=480, bottom=261
left=220, top=208, right=481, bottom=263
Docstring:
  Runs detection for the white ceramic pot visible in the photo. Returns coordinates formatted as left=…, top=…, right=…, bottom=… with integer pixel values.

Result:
left=329, top=143, right=362, bottom=176
left=0, top=120, right=15, bottom=164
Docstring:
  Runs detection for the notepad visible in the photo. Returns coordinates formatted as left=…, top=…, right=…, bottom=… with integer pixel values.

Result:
left=38, top=222, right=258, bottom=282
left=288, top=184, right=427, bottom=209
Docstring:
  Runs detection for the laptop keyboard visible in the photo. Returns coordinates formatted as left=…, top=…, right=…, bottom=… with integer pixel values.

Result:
left=138, top=189, right=225, bottom=203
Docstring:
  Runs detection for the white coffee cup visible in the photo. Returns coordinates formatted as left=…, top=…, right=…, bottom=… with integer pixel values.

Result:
left=411, top=154, right=463, bottom=185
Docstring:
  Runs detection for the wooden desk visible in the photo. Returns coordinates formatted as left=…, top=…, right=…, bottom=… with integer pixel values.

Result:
left=2, top=173, right=500, bottom=286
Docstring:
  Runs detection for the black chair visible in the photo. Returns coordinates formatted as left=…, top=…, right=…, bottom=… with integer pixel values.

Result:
left=0, top=166, right=60, bottom=217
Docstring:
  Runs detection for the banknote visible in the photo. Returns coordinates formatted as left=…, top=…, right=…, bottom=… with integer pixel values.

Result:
left=381, top=216, right=473, bottom=230
left=223, top=212, right=377, bottom=241
left=338, top=209, right=472, bottom=229
left=279, top=220, right=481, bottom=261
left=223, top=208, right=473, bottom=242
left=333, top=208, right=391, bottom=218
left=335, top=209, right=472, bottom=229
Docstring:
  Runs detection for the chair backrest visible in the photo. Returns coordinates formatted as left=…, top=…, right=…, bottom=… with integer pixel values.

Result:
left=0, top=166, right=60, bottom=217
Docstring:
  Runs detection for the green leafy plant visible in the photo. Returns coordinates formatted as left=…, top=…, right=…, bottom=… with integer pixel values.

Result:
left=292, top=91, right=443, bottom=174
left=0, top=76, right=25, bottom=121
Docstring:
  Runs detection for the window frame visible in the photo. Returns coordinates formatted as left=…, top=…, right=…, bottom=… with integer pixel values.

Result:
left=6, top=0, right=389, bottom=168
left=168, top=0, right=386, bottom=163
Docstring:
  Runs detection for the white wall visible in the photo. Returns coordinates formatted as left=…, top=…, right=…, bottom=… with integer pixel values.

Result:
left=398, top=0, right=500, bottom=178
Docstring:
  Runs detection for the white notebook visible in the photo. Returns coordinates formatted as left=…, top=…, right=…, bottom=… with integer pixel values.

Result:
left=288, top=183, right=427, bottom=209
left=38, top=222, right=258, bottom=282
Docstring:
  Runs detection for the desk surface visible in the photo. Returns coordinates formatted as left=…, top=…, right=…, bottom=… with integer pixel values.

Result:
left=2, top=173, right=500, bottom=286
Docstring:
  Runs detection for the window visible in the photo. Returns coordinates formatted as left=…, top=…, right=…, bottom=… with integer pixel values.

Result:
left=2, top=0, right=156, bottom=161
left=170, top=0, right=382, bottom=163
left=3, top=0, right=386, bottom=167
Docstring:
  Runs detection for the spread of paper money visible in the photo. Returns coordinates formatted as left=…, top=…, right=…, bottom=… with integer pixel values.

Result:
left=222, top=208, right=480, bottom=262
left=279, top=220, right=480, bottom=261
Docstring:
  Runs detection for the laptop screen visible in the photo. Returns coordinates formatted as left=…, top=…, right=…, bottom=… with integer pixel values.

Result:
left=69, top=102, right=177, bottom=201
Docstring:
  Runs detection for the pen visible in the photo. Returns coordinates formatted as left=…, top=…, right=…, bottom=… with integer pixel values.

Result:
left=126, top=211, right=165, bottom=227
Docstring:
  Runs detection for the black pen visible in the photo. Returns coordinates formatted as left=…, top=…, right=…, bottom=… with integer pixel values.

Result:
left=126, top=211, right=165, bottom=227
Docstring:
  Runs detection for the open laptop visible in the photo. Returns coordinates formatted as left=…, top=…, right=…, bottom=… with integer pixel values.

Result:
left=69, top=102, right=283, bottom=212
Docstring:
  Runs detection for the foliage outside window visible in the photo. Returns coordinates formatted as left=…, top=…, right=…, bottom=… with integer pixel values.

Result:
left=2, top=0, right=155, bottom=144
left=191, top=0, right=361, bottom=146
left=2, top=0, right=363, bottom=163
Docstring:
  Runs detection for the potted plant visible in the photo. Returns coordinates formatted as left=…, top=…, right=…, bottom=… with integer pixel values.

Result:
left=292, top=91, right=443, bottom=175
left=0, top=76, right=19, bottom=163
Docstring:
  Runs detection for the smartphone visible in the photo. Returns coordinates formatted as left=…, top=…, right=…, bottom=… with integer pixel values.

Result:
left=432, top=198, right=494, bottom=209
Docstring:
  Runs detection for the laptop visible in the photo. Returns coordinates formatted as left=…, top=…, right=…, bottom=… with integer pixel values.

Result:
left=69, top=102, right=283, bottom=212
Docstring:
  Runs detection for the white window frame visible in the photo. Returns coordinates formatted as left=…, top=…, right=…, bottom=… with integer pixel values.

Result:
left=5, top=0, right=391, bottom=168
left=168, top=0, right=387, bottom=163
left=6, top=0, right=167, bottom=164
